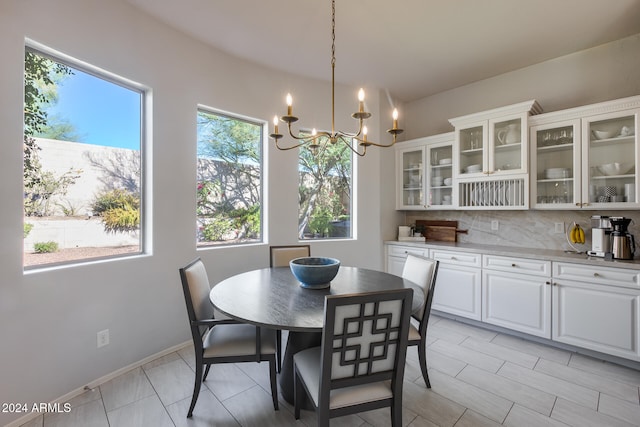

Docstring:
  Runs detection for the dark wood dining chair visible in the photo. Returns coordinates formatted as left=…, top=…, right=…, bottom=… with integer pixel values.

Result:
left=402, top=254, right=439, bottom=387
left=293, top=288, right=413, bottom=427
left=179, top=258, right=279, bottom=417
left=269, top=244, right=311, bottom=371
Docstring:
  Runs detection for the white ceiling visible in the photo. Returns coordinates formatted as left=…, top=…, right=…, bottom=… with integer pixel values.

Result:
left=127, top=0, right=640, bottom=103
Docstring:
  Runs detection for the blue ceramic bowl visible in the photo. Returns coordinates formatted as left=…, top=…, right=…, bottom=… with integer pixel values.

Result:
left=289, top=257, right=340, bottom=289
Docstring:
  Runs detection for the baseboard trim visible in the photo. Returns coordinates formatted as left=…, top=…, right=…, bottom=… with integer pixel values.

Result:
left=4, top=340, right=192, bottom=427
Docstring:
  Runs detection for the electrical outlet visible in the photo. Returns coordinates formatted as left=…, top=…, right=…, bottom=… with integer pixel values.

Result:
left=554, top=222, right=565, bottom=234
left=97, top=329, right=109, bottom=348
left=491, top=220, right=499, bottom=231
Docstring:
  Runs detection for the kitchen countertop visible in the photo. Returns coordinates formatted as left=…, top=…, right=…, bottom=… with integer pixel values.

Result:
left=385, top=240, right=640, bottom=271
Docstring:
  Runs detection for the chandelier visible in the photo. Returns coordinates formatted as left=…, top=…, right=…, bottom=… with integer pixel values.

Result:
left=269, top=0, right=403, bottom=157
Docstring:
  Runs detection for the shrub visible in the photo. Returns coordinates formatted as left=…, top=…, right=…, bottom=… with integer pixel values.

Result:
left=92, top=189, right=139, bottom=215
left=201, top=216, right=234, bottom=241
left=102, top=205, right=139, bottom=233
left=34, top=241, right=58, bottom=253
left=24, top=223, right=34, bottom=238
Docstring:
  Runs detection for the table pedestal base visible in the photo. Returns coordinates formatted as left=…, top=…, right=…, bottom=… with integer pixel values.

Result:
left=279, top=331, right=322, bottom=405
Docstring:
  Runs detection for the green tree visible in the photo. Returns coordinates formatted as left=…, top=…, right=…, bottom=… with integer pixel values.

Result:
left=298, top=139, right=351, bottom=238
left=24, top=50, right=81, bottom=217
left=197, top=111, right=262, bottom=241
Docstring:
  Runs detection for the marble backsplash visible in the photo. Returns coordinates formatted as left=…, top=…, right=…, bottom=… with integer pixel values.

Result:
left=403, top=210, right=640, bottom=252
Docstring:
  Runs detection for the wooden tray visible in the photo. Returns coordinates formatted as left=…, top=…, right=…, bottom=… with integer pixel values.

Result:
left=415, top=220, right=467, bottom=242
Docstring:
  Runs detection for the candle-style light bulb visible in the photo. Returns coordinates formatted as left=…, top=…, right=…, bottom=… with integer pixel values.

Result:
left=358, top=88, right=365, bottom=112
left=273, top=115, right=279, bottom=134
left=311, top=128, right=317, bottom=137
left=392, top=108, right=399, bottom=130
left=286, top=93, right=293, bottom=116
left=362, top=125, right=368, bottom=142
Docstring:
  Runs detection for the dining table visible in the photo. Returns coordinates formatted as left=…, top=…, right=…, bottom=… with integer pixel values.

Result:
left=209, top=265, right=423, bottom=404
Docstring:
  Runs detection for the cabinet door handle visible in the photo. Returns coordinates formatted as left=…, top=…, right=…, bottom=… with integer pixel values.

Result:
left=593, top=272, right=600, bottom=277
left=511, top=263, right=517, bottom=267
left=575, top=203, right=581, bottom=207
left=545, top=281, right=551, bottom=285
left=451, top=256, right=457, bottom=260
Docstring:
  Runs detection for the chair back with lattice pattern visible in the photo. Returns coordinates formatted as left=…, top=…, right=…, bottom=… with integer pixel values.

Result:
left=319, top=288, right=413, bottom=395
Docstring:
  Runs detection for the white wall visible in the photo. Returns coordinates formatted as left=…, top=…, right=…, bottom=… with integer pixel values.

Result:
left=403, top=34, right=640, bottom=139
left=0, top=0, right=390, bottom=424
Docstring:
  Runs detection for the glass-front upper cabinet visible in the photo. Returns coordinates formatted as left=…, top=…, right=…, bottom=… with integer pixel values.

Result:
left=583, top=110, right=639, bottom=208
left=456, top=121, right=486, bottom=177
left=489, top=116, right=527, bottom=175
left=395, top=133, right=454, bottom=210
left=396, top=145, right=425, bottom=209
left=451, top=100, right=542, bottom=179
left=529, top=97, right=640, bottom=210
left=426, top=140, right=454, bottom=209
left=530, top=119, right=581, bottom=208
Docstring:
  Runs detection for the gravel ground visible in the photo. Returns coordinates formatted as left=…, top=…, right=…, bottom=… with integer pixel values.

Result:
left=24, top=246, right=140, bottom=267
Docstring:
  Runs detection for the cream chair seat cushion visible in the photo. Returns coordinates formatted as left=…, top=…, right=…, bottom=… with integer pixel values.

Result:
left=294, top=347, right=392, bottom=409
left=407, top=322, right=421, bottom=342
left=203, top=324, right=276, bottom=358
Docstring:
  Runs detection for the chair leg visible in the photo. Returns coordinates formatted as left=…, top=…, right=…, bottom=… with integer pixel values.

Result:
left=187, top=362, right=203, bottom=418
left=269, top=357, right=279, bottom=411
left=293, top=367, right=301, bottom=420
left=203, top=363, right=211, bottom=381
left=391, top=397, right=402, bottom=427
left=276, top=329, right=282, bottom=373
left=417, top=340, right=431, bottom=388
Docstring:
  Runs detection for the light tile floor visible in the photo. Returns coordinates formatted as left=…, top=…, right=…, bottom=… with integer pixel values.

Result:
left=20, top=315, right=640, bottom=427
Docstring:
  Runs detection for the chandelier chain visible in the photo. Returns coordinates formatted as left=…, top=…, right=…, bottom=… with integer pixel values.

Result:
left=331, top=0, right=336, bottom=67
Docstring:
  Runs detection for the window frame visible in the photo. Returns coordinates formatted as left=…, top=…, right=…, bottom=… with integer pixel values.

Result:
left=195, top=106, right=266, bottom=248
left=297, top=134, right=356, bottom=241
left=23, top=40, right=148, bottom=270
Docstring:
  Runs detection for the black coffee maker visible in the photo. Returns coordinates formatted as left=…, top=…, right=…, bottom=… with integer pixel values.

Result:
left=609, top=217, right=635, bottom=260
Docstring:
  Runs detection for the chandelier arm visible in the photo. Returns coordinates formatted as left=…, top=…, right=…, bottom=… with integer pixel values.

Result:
left=351, top=134, right=398, bottom=148
left=274, top=138, right=309, bottom=151
left=334, top=119, right=365, bottom=140
left=285, top=124, right=331, bottom=141
left=335, top=135, right=367, bottom=157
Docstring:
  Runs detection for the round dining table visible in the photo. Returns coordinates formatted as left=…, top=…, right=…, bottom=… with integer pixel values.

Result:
left=210, top=265, right=423, bottom=404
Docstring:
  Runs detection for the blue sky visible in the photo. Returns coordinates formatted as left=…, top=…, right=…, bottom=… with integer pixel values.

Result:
left=47, top=67, right=141, bottom=150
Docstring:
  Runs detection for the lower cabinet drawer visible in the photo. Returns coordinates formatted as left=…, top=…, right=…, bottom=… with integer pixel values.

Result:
left=431, top=249, right=481, bottom=267
left=387, top=245, right=428, bottom=259
left=553, top=262, right=640, bottom=289
left=484, top=255, right=551, bottom=277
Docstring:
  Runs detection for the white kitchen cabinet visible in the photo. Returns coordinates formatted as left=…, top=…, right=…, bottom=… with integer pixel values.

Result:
left=482, top=255, right=552, bottom=338
left=395, top=133, right=454, bottom=210
left=385, top=244, right=428, bottom=277
left=450, top=100, right=541, bottom=209
left=552, top=262, right=640, bottom=361
left=529, top=95, right=640, bottom=210
left=430, top=249, right=482, bottom=320
left=450, top=101, right=543, bottom=178
left=396, top=143, right=426, bottom=209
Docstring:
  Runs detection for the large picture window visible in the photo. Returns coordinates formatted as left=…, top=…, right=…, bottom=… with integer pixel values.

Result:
left=298, top=142, right=353, bottom=240
left=196, top=109, right=263, bottom=246
left=23, top=44, right=144, bottom=268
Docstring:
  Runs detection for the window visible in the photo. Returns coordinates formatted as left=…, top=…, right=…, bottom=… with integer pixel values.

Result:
left=298, top=141, right=353, bottom=239
left=23, top=44, right=144, bottom=268
left=196, top=109, right=263, bottom=246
